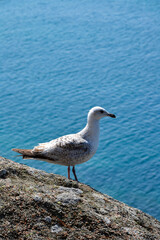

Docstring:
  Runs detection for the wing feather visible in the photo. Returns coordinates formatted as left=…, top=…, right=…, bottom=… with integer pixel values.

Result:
left=33, top=134, right=91, bottom=165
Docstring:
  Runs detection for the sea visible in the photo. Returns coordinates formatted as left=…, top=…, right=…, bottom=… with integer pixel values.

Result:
left=0, top=0, right=160, bottom=220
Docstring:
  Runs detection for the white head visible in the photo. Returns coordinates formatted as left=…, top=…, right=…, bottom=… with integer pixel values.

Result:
left=88, top=106, right=116, bottom=121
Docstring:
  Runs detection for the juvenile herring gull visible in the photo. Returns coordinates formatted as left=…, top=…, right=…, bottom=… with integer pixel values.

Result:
left=12, top=106, right=116, bottom=181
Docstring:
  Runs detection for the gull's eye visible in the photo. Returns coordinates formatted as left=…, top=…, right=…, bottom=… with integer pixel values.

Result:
left=100, top=110, right=104, bottom=114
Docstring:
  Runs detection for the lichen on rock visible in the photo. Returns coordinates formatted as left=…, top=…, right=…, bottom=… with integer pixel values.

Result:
left=0, top=156, right=160, bottom=240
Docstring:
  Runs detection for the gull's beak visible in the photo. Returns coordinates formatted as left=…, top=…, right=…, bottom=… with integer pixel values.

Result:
left=108, top=113, right=116, bottom=118
left=105, top=112, right=116, bottom=118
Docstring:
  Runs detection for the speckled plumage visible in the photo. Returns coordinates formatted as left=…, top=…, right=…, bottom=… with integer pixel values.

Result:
left=33, top=134, right=93, bottom=166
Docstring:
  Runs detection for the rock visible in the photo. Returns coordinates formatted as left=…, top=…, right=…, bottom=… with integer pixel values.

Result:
left=0, top=156, right=160, bottom=240
left=104, top=216, right=111, bottom=224
left=33, top=195, right=42, bottom=202
left=92, top=192, right=105, bottom=204
left=58, top=186, right=83, bottom=194
left=0, top=169, right=8, bottom=178
left=51, top=224, right=63, bottom=233
left=56, top=192, right=81, bottom=205
left=99, top=207, right=108, bottom=215
left=44, top=216, right=52, bottom=223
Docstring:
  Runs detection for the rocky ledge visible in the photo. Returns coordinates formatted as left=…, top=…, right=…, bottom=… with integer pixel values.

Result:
left=0, top=157, right=160, bottom=240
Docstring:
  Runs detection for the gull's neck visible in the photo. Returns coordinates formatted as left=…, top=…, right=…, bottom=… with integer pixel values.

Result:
left=79, top=116, right=100, bottom=150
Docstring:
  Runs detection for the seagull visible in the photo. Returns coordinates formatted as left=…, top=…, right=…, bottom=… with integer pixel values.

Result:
left=12, top=106, right=116, bottom=181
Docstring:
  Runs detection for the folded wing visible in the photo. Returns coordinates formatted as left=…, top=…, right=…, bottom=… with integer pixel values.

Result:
left=32, top=134, right=91, bottom=165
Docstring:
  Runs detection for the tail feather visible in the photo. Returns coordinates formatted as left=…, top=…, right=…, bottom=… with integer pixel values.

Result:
left=12, top=148, right=54, bottom=162
left=12, top=148, right=34, bottom=158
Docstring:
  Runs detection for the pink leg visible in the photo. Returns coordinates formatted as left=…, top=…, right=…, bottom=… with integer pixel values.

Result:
left=68, top=166, right=70, bottom=179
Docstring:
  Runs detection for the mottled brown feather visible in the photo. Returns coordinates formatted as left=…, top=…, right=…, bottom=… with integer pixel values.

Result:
left=12, top=148, right=33, bottom=156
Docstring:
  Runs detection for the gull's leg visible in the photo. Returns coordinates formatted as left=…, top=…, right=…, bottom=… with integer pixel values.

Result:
left=68, top=166, right=70, bottom=179
left=72, top=166, right=78, bottom=181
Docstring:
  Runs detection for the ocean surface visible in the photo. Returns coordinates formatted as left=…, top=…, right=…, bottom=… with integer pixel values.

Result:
left=0, top=0, right=160, bottom=220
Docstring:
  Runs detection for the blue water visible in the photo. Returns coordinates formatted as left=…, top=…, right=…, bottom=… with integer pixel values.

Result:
left=0, top=0, right=160, bottom=220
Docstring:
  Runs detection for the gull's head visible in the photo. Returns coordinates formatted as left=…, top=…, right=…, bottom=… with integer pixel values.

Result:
left=88, top=106, right=116, bottom=120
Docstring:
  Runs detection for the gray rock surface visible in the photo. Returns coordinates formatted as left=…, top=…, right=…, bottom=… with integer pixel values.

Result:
left=0, top=156, right=160, bottom=240
left=51, top=224, right=63, bottom=233
left=44, top=216, right=52, bottom=223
